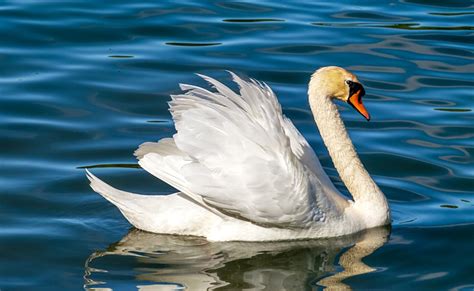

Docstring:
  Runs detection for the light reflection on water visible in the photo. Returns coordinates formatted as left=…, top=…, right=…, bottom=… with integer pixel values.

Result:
left=0, top=0, right=472, bottom=289
left=84, top=227, right=390, bottom=290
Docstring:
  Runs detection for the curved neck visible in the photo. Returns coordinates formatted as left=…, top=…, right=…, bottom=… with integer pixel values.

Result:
left=308, top=87, right=389, bottom=223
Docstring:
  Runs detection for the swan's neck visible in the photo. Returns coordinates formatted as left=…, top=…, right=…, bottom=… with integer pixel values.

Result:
left=308, top=88, right=390, bottom=225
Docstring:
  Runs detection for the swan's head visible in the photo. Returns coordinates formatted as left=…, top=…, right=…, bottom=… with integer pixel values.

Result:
left=309, top=66, right=370, bottom=121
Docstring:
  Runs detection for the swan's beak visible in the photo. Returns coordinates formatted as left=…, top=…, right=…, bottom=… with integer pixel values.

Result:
left=348, top=88, right=370, bottom=121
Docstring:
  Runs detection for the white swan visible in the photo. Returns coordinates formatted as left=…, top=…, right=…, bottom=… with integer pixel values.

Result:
left=87, top=66, right=390, bottom=242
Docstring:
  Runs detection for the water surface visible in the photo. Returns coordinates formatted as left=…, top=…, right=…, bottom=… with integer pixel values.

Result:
left=0, top=0, right=473, bottom=289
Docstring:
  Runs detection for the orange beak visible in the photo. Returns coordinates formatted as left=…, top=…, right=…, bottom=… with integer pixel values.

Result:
left=348, top=89, right=370, bottom=121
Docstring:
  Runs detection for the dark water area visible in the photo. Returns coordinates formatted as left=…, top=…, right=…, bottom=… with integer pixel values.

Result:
left=1, top=0, right=473, bottom=289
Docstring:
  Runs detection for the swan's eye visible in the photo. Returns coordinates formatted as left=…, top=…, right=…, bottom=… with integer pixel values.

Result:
left=346, top=80, right=365, bottom=99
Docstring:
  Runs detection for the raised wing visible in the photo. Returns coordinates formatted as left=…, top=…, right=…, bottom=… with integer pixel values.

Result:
left=138, top=72, right=341, bottom=227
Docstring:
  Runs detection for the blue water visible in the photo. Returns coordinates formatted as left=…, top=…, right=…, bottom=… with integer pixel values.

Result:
left=1, top=0, right=473, bottom=289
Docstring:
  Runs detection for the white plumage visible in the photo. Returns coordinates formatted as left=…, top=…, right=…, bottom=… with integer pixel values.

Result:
left=87, top=67, right=390, bottom=241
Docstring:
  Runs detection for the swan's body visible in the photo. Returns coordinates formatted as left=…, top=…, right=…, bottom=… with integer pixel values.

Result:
left=87, top=66, right=390, bottom=241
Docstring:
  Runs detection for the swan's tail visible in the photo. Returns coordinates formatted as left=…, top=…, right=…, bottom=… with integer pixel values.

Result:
left=86, top=169, right=220, bottom=235
left=86, top=169, right=144, bottom=214
left=85, top=169, right=165, bottom=232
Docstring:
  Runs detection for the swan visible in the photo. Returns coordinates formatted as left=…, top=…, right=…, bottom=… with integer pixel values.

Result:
left=86, top=66, right=390, bottom=242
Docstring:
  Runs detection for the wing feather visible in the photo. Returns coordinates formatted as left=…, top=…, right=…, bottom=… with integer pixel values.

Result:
left=138, top=72, right=342, bottom=227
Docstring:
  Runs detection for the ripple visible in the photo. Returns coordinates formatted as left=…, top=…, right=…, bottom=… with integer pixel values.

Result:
left=404, top=33, right=473, bottom=44
left=108, top=55, right=134, bottom=58
left=261, top=44, right=329, bottom=54
left=434, top=108, right=471, bottom=112
left=440, top=204, right=459, bottom=209
left=1, top=0, right=473, bottom=289
left=78, top=163, right=140, bottom=169
left=414, top=60, right=474, bottom=73
left=433, top=47, right=474, bottom=59
left=223, top=18, right=284, bottom=23
left=416, top=76, right=474, bottom=87
left=362, top=152, right=448, bottom=178
left=381, top=23, right=474, bottom=31
left=165, top=41, right=222, bottom=47
left=215, top=1, right=273, bottom=12
left=334, top=11, right=409, bottom=21
left=430, top=12, right=474, bottom=16
left=347, top=65, right=405, bottom=73
left=402, top=0, right=473, bottom=8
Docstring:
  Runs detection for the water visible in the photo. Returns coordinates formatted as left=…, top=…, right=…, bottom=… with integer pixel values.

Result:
left=0, top=0, right=473, bottom=289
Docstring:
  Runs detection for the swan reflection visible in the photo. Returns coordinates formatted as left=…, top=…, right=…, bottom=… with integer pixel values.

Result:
left=84, top=226, right=389, bottom=290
